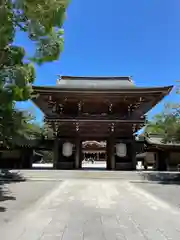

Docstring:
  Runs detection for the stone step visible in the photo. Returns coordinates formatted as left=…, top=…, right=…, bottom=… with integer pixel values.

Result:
left=12, top=169, right=143, bottom=180
left=9, top=170, right=180, bottom=182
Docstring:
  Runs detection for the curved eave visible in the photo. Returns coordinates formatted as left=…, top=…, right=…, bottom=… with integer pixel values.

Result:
left=32, top=85, right=173, bottom=95
left=145, top=136, right=180, bottom=147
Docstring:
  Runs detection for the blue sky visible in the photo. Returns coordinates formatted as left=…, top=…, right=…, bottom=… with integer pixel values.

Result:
left=15, top=0, right=180, bottom=123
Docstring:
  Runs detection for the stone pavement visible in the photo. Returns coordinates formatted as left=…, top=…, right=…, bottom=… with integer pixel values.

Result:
left=0, top=181, right=58, bottom=225
left=1, top=179, right=180, bottom=240
left=133, top=181, right=180, bottom=210
left=14, top=169, right=145, bottom=181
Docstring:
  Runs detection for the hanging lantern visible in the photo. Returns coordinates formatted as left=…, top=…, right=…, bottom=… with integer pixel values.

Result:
left=116, top=143, right=127, bottom=157
left=62, top=142, right=73, bottom=157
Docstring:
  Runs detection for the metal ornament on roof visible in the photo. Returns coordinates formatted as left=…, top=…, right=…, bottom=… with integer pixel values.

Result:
left=48, top=96, right=56, bottom=108
left=109, top=103, right=113, bottom=112
left=132, top=124, right=136, bottom=133
left=62, top=142, right=73, bottom=157
left=76, top=122, right=79, bottom=132
left=111, top=123, right=115, bottom=132
left=48, top=95, right=52, bottom=101
left=59, top=104, right=64, bottom=114
left=116, top=143, right=127, bottom=157
left=78, top=102, right=82, bottom=111
left=128, top=104, right=132, bottom=116
left=55, top=122, right=59, bottom=132
left=52, top=104, right=57, bottom=113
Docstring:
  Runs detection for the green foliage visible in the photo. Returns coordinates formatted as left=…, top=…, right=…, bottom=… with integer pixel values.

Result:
left=40, top=122, right=54, bottom=140
left=13, top=0, right=69, bottom=64
left=145, top=107, right=180, bottom=143
left=37, top=150, right=53, bottom=163
left=0, top=109, right=42, bottom=147
left=0, top=0, right=69, bottom=145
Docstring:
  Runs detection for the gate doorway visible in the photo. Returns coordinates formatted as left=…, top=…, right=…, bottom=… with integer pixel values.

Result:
left=81, top=140, right=107, bottom=170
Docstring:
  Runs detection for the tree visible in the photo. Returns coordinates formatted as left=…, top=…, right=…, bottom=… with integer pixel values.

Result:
left=145, top=107, right=180, bottom=142
left=0, top=0, right=69, bottom=144
left=41, top=123, right=54, bottom=140
left=145, top=80, right=180, bottom=142
left=0, top=108, right=42, bottom=146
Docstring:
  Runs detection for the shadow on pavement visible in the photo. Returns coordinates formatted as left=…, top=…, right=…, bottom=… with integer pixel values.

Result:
left=0, top=170, right=26, bottom=182
left=139, top=172, right=180, bottom=185
left=0, top=183, right=16, bottom=213
left=0, top=206, right=6, bottom=212
left=0, top=170, right=26, bottom=212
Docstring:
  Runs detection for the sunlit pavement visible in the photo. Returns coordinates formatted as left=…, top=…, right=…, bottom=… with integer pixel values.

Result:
left=32, top=161, right=145, bottom=170
left=32, top=161, right=107, bottom=169
left=82, top=160, right=107, bottom=169
left=0, top=172, right=180, bottom=239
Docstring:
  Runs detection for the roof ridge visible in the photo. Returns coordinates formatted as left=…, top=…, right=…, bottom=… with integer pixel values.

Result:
left=59, top=75, right=133, bottom=82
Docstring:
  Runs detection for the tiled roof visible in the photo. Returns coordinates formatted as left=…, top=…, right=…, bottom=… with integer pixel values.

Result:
left=56, top=76, right=135, bottom=89
left=145, top=134, right=180, bottom=146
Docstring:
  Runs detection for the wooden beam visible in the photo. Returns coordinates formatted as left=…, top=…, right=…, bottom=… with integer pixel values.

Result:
left=46, top=114, right=130, bottom=120
left=58, top=133, right=133, bottom=139
left=45, top=118, right=144, bottom=123
left=129, top=101, right=154, bottom=119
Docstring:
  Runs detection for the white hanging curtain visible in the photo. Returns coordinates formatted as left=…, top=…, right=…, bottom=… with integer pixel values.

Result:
left=116, top=143, right=127, bottom=157
left=62, top=142, right=73, bottom=157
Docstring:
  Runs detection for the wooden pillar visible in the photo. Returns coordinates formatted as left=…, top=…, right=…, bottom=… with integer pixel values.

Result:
left=106, top=140, right=110, bottom=170
left=111, top=139, right=115, bottom=170
left=28, top=149, right=33, bottom=169
left=156, top=150, right=168, bottom=171
left=53, top=137, right=59, bottom=169
left=75, top=138, right=81, bottom=169
left=107, top=137, right=115, bottom=170
left=20, top=150, right=25, bottom=169
left=131, top=138, right=137, bottom=170
left=22, top=149, right=33, bottom=169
